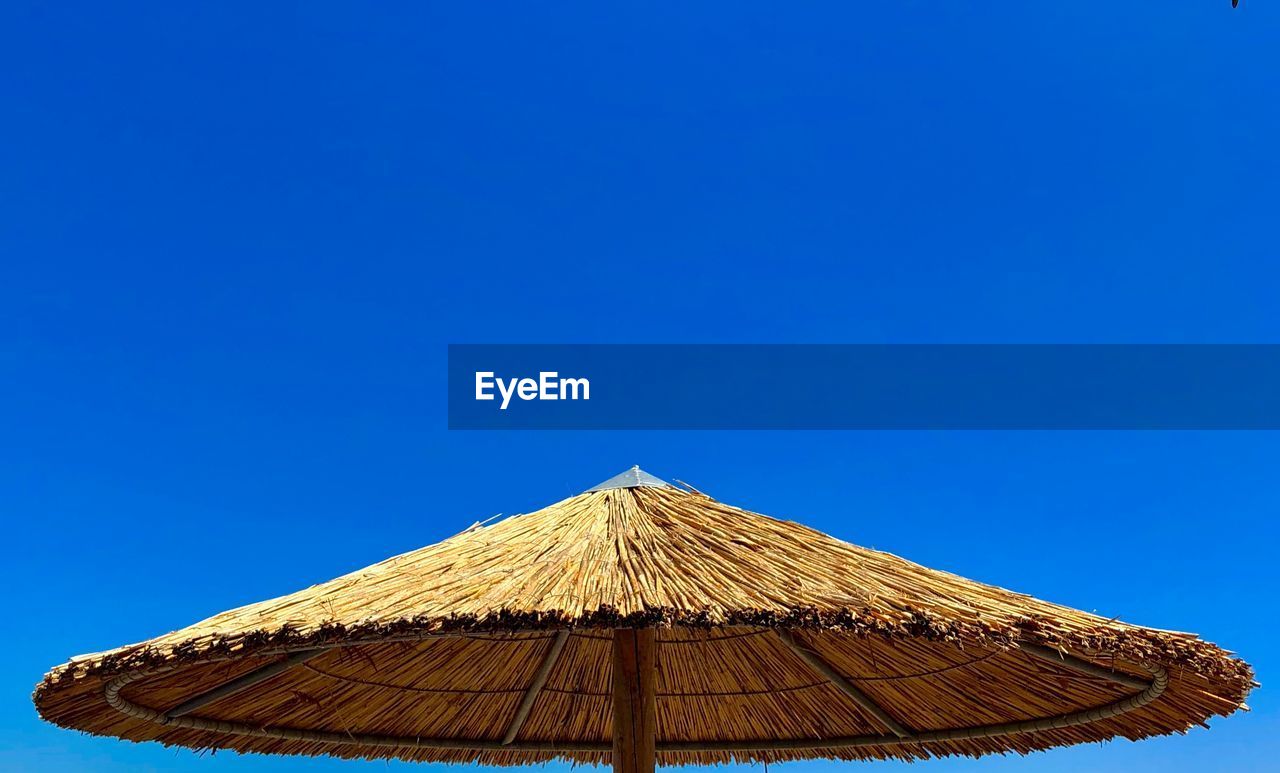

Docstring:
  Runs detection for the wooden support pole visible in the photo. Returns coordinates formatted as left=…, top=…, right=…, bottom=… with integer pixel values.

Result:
left=612, top=629, right=657, bottom=773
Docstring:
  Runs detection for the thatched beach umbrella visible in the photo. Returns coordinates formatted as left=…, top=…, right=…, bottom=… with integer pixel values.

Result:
left=36, top=467, right=1252, bottom=769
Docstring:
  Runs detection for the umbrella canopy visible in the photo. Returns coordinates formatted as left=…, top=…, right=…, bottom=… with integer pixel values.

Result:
left=35, top=467, right=1252, bottom=768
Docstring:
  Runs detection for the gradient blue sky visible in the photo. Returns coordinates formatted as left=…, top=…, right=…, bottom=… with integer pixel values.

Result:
left=3, top=2, right=1278, bottom=771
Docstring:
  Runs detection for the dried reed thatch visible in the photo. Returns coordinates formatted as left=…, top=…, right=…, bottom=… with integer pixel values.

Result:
left=34, top=467, right=1253, bottom=769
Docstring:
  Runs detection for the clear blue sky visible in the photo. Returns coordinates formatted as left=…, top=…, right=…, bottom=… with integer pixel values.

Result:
left=3, top=2, right=1277, bottom=771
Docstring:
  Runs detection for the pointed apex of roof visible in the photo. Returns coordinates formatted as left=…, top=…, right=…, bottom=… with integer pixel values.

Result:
left=585, top=465, right=675, bottom=492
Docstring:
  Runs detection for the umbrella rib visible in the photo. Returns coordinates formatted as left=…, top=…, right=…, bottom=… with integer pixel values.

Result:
left=501, top=630, right=570, bottom=745
left=102, top=638, right=1168, bottom=754
left=1017, top=643, right=1150, bottom=690
left=164, top=649, right=327, bottom=720
left=774, top=629, right=913, bottom=739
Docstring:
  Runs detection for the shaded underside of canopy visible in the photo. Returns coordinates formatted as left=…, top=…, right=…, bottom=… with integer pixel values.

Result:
left=34, top=476, right=1254, bottom=764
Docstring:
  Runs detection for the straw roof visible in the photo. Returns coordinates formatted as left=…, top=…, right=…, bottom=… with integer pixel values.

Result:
left=35, top=467, right=1253, bottom=765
